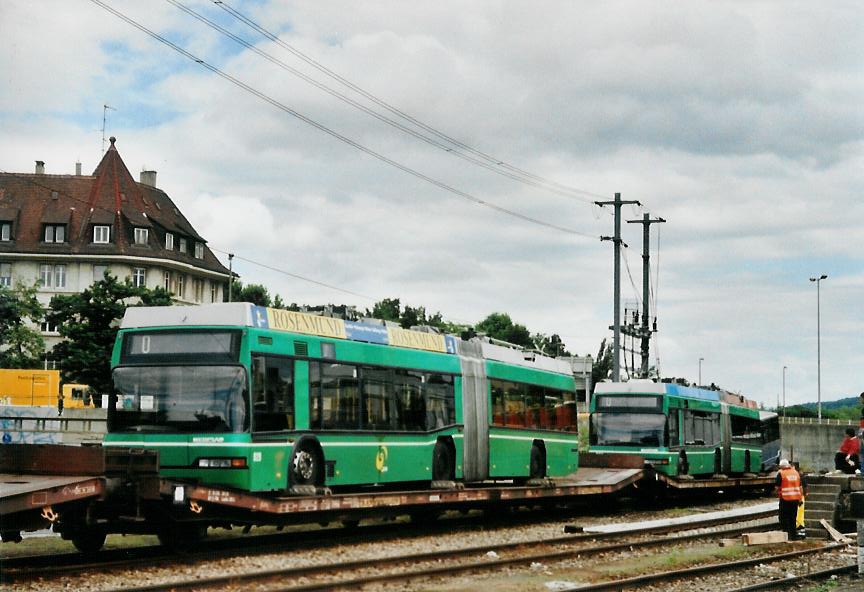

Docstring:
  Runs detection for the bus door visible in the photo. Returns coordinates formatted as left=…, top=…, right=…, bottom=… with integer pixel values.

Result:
left=458, top=341, right=488, bottom=481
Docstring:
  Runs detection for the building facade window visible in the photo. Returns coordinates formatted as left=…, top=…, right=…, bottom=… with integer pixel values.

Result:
left=43, top=224, right=66, bottom=243
left=54, top=264, right=66, bottom=289
left=192, top=278, right=203, bottom=302
left=40, top=315, right=59, bottom=333
left=93, top=264, right=108, bottom=282
left=210, top=281, right=218, bottom=303
left=133, top=267, right=147, bottom=288
left=176, top=274, right=185, bottom=298
left=179, top=238, right=187, bottom=254
left=0, top=262, right=11, bottom=287
left=0, top=222, right=11, bottom=241
left=134, top=227, right=149, bottom=245
left=39, top=264, right=66, bottom=289
left=194, top=242, right=204, bottom=259
left=93, top=225, right=111, bottom=244
left=165, top=232, right=174, bottom=250
left=163, top=270, right=171, bottom=291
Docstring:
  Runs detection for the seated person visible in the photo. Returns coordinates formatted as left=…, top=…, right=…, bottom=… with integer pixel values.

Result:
left=834, top=427, right=860, bottom=474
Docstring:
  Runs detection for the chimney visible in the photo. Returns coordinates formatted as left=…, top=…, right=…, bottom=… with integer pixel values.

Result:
left=75, top=162, right=82, bottom=176
left=139, top=170, right=157, bottom=187
left=35, top=161, right=45, bottom=175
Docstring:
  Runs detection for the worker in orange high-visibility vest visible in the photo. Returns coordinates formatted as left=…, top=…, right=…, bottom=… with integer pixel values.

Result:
left=775, top=459, right=805, bottom=540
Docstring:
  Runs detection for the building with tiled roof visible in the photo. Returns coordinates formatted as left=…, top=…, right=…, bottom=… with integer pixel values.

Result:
left=0, top=137, right=232, bottom=362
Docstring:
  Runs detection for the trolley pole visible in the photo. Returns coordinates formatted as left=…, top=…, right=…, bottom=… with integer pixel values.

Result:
left=596, top=193, right=640, bottom=382
left=627, top=213, right=665, bottom=378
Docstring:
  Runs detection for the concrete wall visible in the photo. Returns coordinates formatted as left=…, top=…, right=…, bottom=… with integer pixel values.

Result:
left=0, top=406, right=106, bottom=445
left=780, top=417, right=859, bottom=473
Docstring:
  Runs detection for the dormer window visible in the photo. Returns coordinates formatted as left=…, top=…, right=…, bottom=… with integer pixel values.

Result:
left=43, top=224, right=66, bottom=243
left=0, top=221, right=10, bottom=241
left=179, top=238, right=187, bottom=254
left=165, top=232, right=174, bottom=250
left=194, top=242, right=204, bottom=259
left=134, top=227, right=149, bottom=245
left=93, top=225, right=111, bottom=244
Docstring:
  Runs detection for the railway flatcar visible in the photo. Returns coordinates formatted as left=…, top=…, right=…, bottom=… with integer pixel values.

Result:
left=589, top=381, right=778, bottom=477
left=102, top=303, right=579, bottom=492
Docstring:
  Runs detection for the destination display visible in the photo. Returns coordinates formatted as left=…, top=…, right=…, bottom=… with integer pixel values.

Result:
left=251, top=306, right=457, bottom=354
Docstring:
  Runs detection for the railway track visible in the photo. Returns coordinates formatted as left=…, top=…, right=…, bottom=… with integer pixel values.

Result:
left=15, top=509, right=787, bottom=592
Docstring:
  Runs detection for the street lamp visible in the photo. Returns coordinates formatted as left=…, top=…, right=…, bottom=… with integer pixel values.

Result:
left=782, top=365, right=787, bottom=418
left=698, top=357, right=704, bottom=387
left=809, top=274, right=828, bottom=420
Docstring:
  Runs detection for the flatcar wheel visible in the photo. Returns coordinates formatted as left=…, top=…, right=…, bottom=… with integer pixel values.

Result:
left=529, top=444, right=546, bottom=479
left=431, top=441, right=453, bottom=481
left=71, top=529, right=106, bottom=554
left=290, top=441, right=321, bottom=486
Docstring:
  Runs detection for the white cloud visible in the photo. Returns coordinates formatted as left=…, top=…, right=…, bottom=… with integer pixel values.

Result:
left=2, top=0, right=862, bottom=407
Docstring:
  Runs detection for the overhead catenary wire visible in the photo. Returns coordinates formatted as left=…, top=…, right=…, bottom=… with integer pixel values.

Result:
left=166, top=0, right=600, bottom=206
left=210, top=0, right=609, bottom=202
left=90, top=0, right=596, bottom=240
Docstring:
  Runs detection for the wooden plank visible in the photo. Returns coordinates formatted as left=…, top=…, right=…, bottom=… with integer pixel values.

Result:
left=742, top=531, right=788, bottom=545
left=579, top=452, right=645, bottom=469
left=819, top=519, right=853, bottom=543
left=0, top=444, right=103, bottom=475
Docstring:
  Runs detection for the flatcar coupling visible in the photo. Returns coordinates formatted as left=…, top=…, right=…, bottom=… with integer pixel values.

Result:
left=40, top=506, right=59, bottom=523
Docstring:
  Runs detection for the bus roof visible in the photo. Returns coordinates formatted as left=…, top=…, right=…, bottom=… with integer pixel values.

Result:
left=594, top=381, right=721, bottom=402
left=120, top=303, right=574, bottom=376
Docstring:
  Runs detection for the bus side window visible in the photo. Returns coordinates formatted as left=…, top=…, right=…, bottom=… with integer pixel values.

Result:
left=667, top=409, right=679, bottom=447
left=251, top=355, right=294, bottom=432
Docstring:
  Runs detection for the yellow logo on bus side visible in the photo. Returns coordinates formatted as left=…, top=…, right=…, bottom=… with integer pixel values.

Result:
left=266, top=308, right=347, bottom=339
left=375, top=445, right=389, bottom=473
left=387, top=326, right=446, bottom=353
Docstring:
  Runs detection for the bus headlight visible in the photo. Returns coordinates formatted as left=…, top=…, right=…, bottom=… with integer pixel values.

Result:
left=196, top=457, right=247, bottom=469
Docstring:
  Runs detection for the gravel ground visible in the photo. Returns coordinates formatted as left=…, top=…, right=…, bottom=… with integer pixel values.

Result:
left=12, top=494, right=822, bottom=592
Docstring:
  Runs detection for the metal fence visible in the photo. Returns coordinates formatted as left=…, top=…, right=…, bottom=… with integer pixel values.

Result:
left=780, top=416, right=857, bottom=427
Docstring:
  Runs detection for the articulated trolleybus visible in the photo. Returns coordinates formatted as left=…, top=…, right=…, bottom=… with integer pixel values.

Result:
left=589, top=381, right=780, bottom=478
left=103, top=303, right=580, bottom=493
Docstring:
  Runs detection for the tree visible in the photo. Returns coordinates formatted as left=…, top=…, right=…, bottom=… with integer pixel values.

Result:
left=47, top=274, right=172, bottom=395
left=367, top=298, right=401, bottom=323
left=591, top=339, right=613, bottom=390
left=235, top=283, right=271, bottom=307
left=0, top=282, right=45, bottom=368
left=533, top=333, right=571, bottom=357
left=475, top=313, right=533, bottom=348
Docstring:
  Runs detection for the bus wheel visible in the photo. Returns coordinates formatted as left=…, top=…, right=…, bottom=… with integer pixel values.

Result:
left=71, top=529, right=106, bottom=554
left=290, top=441, right=322, bottom=486
left=678, top=451, right=689, bottom=476
left=529, top=443, right=546, bottom=479
left=432, top=440, right=454, bottom=481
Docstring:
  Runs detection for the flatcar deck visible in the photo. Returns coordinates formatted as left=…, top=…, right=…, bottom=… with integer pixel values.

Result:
left=0, top=473, right=103, bottom=517
left=162, top=467, right=644, bottom=519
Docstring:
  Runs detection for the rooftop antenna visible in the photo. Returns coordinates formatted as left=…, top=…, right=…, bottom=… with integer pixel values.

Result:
left=101, top=104, right=116, bottom=154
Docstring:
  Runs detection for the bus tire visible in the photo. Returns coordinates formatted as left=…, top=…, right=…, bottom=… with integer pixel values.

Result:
left=71, top=529, right=106, bottom=554
left=290, top=439, right=323, bottom=487
left=530, top=442, right=546, bottom=479
left=432, top=440, right=454, bottom=481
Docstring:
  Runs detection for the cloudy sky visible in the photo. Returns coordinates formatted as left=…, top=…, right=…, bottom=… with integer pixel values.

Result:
left=2, top=0, right=861, bottom=408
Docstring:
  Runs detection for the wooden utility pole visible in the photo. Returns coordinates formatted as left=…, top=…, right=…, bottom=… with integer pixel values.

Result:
left=595, top=193, right=640, bottom=382
left=627, top=213, right=665, bottom=378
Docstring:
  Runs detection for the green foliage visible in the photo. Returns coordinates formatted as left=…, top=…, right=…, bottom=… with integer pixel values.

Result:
left=368, top=298, right=401, bottom=323
left=533, top=333, right=571, bottom=357
left=0, top=282, right=45, bottom=368
left=475, top=313, right=533, bottom=348
left=591, top=338, right=613, bottom=390
left=231, top=282, right=271, bottom=307
left=47, top=274, right=172, bottom=394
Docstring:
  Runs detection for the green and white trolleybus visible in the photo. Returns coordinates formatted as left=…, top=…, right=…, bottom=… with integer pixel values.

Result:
left=104, top=303, right=580, bottom=492
left=589, top=381, right=779, bottom=477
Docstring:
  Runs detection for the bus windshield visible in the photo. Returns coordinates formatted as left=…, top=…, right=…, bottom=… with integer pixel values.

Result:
left=592, top=412, right=666, bottom=447
left=110, top=366, right=248, bottom=433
